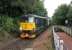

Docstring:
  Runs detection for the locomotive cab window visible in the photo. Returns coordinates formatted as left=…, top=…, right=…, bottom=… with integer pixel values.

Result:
left=28, top=17, right=34, bottom=22
left=20, top=16, right=28, bottom=22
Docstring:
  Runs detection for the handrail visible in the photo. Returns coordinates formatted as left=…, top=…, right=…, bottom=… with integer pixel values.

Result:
left=53, top=26, right=64, bottom=50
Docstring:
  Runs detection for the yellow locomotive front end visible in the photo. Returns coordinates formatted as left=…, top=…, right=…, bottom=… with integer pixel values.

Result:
left=20, top=22, right=36, bottom=38
left=19, top=15, right=36, bottom=39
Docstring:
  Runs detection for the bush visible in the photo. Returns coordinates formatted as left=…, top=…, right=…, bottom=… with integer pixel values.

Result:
left=0, top=16, right=19, bottom=37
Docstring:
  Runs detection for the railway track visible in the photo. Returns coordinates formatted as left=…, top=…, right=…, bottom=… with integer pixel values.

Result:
left=1, top=38, right=34, bottom=50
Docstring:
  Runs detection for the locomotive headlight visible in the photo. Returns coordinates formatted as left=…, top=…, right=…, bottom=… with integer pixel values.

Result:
left=20, top=27, right=22, bottom=30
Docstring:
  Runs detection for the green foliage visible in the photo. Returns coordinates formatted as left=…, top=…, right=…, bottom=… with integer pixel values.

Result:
left=0, top=16, right=19, bottom=37
left=54, top=4, right=68, bottom=17
left=33, top=0, right=47, bottom=16
left=0, top=0, right=23, bottom=16
left=0, top=0, right=47, bottom=17
left=66, top=5, right=72, bottom=20
left=52, top=1, right=72, bottom=25
left=52, top=4, right=72, bottom=25
left=0, top=0, right=47, bottom=19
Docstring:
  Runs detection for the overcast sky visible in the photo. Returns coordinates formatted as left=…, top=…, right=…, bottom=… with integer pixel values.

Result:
left=44, top=0, right=72, bottom=17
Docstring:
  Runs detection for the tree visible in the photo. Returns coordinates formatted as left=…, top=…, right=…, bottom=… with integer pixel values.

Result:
left=0, top=0, right=47, bottom=17
left=0, top=0, right=23, bottom=16
left=33, top=0, right=47, bottom=16
left=65, top=2, right=72, bottom=26
left=52, top=4, right=69, bottom=25
left=66, top=6, right=72, bottom=20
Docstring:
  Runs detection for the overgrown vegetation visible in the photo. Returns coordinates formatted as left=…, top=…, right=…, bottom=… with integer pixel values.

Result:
left=52, top=1, right=72, bottom=25
left=0, top=0, right=47, bottom=16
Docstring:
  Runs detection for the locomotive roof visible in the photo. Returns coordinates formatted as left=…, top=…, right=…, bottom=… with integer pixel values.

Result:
left=21, top=14, right=48, bottom=19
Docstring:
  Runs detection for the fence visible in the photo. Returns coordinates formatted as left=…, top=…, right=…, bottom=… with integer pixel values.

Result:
left=53, top=26, right=64, bottom=50
left=58, top=25, right=72, bottom=37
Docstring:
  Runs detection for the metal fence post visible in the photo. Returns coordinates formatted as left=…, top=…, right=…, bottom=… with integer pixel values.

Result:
left=59, top=40, right=64, bottom=50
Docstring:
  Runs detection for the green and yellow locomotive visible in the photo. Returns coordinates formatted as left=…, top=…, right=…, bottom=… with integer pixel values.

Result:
left=19, top=14, right=48, bottom=39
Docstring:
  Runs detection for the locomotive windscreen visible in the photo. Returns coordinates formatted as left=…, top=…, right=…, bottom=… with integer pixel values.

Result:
left=20, top=15, right=28, bottom=22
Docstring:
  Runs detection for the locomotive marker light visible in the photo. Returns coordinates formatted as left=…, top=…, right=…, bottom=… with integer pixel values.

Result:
left=20, top=27, right=22, bottom=31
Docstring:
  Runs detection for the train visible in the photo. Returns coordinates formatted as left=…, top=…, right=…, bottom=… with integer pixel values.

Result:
left=19, top=14, right=49, bottom=39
